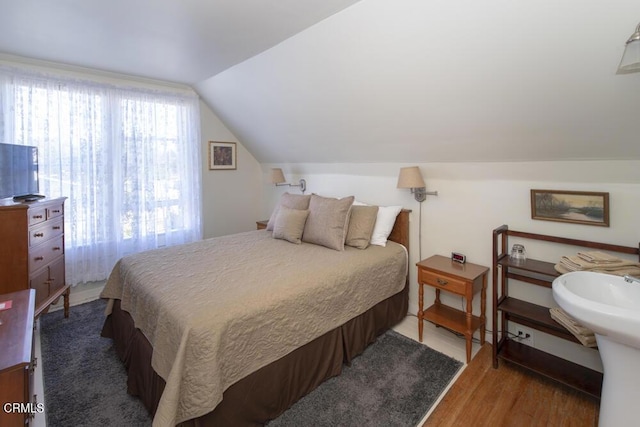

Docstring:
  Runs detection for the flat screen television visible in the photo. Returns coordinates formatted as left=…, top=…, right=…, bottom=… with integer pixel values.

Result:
left=0, top=143, right=41, bottom=201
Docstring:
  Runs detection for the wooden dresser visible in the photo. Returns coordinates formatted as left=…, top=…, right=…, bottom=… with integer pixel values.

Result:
left=0, top=197, right=70, bottom=317
left=0, top=289, right=38, bottom=427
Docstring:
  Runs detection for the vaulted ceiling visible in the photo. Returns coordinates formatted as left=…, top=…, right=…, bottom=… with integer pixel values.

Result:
left=1, top=0, right=639, bottom=163
left=0, top=0, right=359, bottom=83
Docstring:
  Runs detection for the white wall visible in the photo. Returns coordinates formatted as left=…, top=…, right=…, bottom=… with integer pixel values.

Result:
left=262, top=160, right=640, bottom=371
left=200, top=100, right=263, bottom=238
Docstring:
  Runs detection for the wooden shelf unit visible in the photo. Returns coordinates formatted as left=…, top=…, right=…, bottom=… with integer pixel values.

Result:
left=492, top=225, right=640, bottom=400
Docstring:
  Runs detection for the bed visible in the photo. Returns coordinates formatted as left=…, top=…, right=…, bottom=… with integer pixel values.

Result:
left=100, top=196, right=410, bottom=427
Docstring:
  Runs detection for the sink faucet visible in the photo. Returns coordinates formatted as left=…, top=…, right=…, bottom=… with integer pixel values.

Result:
left=624, top=275, right=640, bottom=284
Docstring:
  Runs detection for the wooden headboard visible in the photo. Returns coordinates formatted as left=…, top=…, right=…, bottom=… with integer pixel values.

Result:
left=387, top=209, right=411, bottom=253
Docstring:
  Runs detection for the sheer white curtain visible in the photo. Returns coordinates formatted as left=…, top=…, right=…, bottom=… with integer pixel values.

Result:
left=0, top=65, right=202, bottom=285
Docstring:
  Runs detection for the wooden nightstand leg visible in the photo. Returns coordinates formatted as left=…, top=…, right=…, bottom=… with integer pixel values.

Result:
left=465, top=297, right=473, bottom=363
left=433, top=288, right=443, bottom=329
left=480, top=273, right=487, bottom=345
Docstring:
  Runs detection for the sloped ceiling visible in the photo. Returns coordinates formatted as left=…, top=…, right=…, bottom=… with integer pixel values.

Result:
left=0, top=0, right=361, bottom=84
left=196, top=0, right=640, bottom=163
left=1, top=0, right=640, bottom=163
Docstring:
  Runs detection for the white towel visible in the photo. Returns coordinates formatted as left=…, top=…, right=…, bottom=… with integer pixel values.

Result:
left=549, top=307, right=597, bottom=348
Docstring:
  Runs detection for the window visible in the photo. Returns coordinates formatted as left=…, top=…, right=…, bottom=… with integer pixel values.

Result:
left=1, top=66, right=202, bottom=285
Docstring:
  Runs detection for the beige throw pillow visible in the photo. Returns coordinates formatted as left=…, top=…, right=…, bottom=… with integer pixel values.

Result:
left=272, top=206, right=309, bottom=244
left=345, top=205, right=379, bottom=249
left=266, top=192, right=312, bottom=231
left=302, top=194, right=355, bottom=251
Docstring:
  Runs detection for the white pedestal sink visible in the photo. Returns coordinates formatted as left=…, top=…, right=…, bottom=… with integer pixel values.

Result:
left=552, top=271, right=640, bottom=427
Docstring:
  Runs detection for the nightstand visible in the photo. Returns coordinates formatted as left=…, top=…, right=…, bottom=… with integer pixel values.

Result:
left=256, top=220, right=268, bottom=230
left=416, top=255, right=489, bottom=363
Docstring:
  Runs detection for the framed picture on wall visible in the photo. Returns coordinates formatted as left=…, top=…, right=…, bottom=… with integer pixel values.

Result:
left=209, top=141, right=236, bottom=170
left=530, top=189, right=609, bottom=227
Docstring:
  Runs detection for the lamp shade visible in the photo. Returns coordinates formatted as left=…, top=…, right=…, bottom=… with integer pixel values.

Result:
left=397, top=166, right=426, bottom=189
left=618, top=23, right=640, bottom=74
left=270, top=168, right=286, bottom=184
left=618, top=40, right=640, bottom=74
left=398, top=166, right=426, bottom=188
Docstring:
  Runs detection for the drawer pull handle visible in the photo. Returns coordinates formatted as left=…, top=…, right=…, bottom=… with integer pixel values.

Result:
left=52, top=246, right=61, bottom=251
left=34, top=256, right=44, bottom=261
left=437, top=278, right=448, bottom=286
left=34, top=232, right=44, bottom=237
left=32, top=214, right=43, bottom=219
left=52, top=209, right=60, bottom=213
left=53, top=226, right=61, bottom=230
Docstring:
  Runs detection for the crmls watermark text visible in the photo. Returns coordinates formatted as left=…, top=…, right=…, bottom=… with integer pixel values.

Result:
left=3, top=402, right=45, bottom=414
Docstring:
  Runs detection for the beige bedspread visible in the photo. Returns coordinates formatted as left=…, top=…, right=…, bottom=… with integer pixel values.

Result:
left=100, top=230, right=407, bottom=427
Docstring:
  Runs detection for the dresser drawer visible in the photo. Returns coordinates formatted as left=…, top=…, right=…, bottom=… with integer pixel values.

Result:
left=29, top=217, right=64, bottom=246
left=46, top=204, right=64, bottom=220
left=29, top=236, right=64, bottom=272
left=30, top=268, right=51, bottom=308
left=48, top=257, right=66, bottom=294
left=418, top=268, right=467, bottom=295
left=28, top=207, right=47, bottom=226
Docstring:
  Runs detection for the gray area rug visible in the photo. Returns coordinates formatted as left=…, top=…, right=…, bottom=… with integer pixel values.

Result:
left=41, top=299, right=462, bottom=427
left=40, top=299, right=150, bottom=427
left=268, top=328, right=462, bottom=427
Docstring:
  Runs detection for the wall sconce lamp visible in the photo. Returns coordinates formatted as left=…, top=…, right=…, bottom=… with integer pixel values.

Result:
left=270, top=168, right=307, bottom=194
left=618, top=22, right=640, bottom=74
left=397, top=166, right=437, bottom=202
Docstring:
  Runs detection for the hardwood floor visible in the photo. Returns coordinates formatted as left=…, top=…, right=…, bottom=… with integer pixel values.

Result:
left=423, top=344, right=599, bottom=427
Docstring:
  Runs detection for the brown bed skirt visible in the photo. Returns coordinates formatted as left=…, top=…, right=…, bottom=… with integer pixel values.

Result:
left=101, top=285, right=408, bottom=426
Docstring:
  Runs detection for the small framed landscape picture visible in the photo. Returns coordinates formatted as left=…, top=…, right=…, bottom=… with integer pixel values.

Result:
left=530, top=189, right=609, bottom=227
left=209, top=141, right=236, bottom=170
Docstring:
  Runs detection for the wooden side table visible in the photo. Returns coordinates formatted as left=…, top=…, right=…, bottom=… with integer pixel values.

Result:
left=256, top=220, right=268, bottom=230
left=0, top=289, right=36, bottom=427
left=417, top=255, right=489, bottom=363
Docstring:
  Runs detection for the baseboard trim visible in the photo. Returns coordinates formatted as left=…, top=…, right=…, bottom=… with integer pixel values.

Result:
left=48, top=281, right=105, bottom=312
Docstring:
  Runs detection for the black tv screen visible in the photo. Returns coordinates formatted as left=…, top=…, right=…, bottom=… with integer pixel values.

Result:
left=0, top=143, right=39, bottom=199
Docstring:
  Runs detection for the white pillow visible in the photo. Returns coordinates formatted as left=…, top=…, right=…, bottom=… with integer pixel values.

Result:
left=369, top=205, right=403, bottom=247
